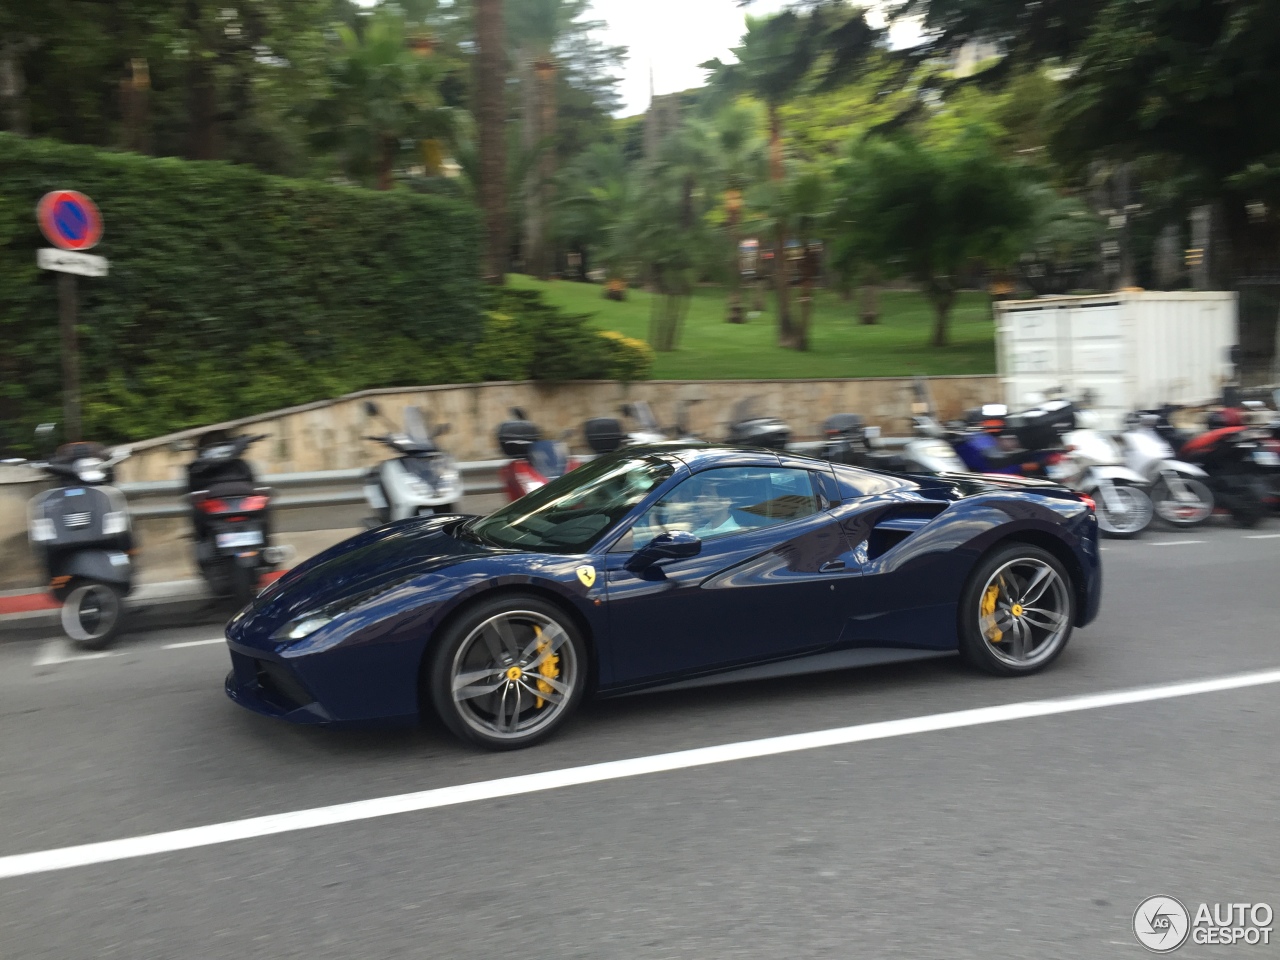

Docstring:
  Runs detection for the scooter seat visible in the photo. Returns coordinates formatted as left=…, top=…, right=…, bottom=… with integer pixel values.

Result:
left=204, top=480, right=256, bottom=499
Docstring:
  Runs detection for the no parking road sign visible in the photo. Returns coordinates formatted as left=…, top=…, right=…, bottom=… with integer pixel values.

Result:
left=37, top=190, right=103, bottom=251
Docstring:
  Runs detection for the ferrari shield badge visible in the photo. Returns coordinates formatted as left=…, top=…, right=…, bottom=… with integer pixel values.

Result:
left=576, top=564, right=597, bottom=588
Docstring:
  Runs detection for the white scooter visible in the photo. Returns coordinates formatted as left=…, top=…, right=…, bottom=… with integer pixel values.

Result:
left=1060, top=406, right=1154, bottom=538
left=1121, top=412, right=1214, bottom=527
left=362, top=402, right=463, bottom=526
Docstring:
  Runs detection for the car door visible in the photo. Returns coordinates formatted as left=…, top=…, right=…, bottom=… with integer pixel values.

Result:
left=601, top=464, right=864, bottom=687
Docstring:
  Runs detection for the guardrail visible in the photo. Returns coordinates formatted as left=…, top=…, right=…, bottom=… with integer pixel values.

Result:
left=118, top=443, right=829, bottom=520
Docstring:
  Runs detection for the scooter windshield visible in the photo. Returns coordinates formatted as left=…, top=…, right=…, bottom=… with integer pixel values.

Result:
left=529, top=440, right=568, bottom=479
left=403, top=406, right=434, bottom=447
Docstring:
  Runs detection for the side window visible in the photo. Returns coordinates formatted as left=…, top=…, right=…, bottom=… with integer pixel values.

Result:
left=623, top=467, right=820, bottom=548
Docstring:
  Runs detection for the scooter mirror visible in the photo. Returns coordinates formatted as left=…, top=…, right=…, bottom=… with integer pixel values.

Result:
left=432, top=423, right=452, bottom=439
left=512, top=407, right=529, bottom=421
left=363, top=400, right=381, bottom=418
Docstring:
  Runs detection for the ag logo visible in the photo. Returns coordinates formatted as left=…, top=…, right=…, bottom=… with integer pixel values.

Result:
left=1134, top=896, right=1190, bottom=953
left=575, top=565, right=596, bottom=588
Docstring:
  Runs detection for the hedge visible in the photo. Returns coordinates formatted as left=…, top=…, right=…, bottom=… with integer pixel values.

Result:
left=0, top=135, right=650, bottom=453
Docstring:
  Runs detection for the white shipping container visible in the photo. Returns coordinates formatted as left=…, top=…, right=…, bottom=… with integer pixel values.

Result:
left=994, top=292, right=1238, bottom=430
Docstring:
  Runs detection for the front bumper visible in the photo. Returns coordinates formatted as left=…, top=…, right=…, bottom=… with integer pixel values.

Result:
left=225, top=647, right=333, bottom=724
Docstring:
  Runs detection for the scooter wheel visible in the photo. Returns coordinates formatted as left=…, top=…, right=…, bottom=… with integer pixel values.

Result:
left=230, top=563, right=258, bottom=609
left=1095, top=484, right=1154, bottom=539
left=61, top=579, right=126, bottom=650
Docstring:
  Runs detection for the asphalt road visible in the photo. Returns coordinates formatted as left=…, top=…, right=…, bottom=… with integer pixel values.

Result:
left=1, top=522, right=1278, bottom=959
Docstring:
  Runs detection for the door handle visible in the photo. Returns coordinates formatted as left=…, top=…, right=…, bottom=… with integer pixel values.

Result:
left=820, top=560, right=846, bottom=573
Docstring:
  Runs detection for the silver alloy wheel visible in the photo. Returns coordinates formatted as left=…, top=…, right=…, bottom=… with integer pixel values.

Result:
left=1094, top=484, right=1154, bottom=536
left=61, top=582, right=121, bottom=645
left=977, top=558, right=1071, bottom=668
left=450, top=610, right=578, bottom=742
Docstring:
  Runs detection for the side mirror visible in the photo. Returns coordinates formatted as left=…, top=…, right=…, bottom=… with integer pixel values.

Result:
left=363, top=400, right=381, bottom=418
left=621, top=403, right=636, bottom=418
left=512, top=406, right=529, bottom=421
left=624, top=531, right=702, bottom=574
left=432, top=422, right=452, bottom=438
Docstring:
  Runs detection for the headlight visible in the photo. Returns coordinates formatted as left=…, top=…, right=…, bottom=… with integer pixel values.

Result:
left=271, top=615, right=333, bottom=642
left=102, top=511, right=127, bottom=536
left=30, top=517, right=55, bottom=542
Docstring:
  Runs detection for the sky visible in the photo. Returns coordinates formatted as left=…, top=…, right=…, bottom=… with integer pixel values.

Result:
left=359, top=0, right=921, bottom=118
left=591, top=0, right=924, bottom=116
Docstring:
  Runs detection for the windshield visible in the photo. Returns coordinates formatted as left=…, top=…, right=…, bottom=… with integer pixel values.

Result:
left=470, top=455, right=676, bottom=553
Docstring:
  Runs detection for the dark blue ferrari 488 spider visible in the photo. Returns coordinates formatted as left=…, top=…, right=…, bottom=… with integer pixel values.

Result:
left=225, top=444, right=1101, bottom=749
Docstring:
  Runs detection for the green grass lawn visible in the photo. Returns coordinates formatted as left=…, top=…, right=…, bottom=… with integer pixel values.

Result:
left=508, top=275, right=997, bottom=380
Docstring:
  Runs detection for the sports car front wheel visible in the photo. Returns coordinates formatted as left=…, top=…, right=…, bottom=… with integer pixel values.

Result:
left=428, top=595, right=586, bottom=750
left=959, top=544, right=1075, bottom=676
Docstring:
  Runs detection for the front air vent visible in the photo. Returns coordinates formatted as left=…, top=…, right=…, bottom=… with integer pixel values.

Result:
left=866, top=504, right=948, bottom=560
left=64, top=512, right=92, bottom=529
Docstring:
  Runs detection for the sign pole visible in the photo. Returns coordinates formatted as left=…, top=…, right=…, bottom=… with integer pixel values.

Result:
left=57, top=273, right=81, bottom=441
left=36, top=190, right=104, bottom=443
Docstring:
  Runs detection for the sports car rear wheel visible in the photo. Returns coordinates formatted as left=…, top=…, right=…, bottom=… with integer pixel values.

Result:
left=428, top=596, right=586, bottom=750
left=959, top=544, right=1075, bottom=676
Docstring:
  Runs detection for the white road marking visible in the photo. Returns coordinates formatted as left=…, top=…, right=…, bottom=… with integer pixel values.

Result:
left=1, top=667, right=1279, bottom=880
left=1149, top=540, right=1205, bottom=547
left=31, top=638, right=120, bottom=667
left=162, top=638, right=225, bottom=650
left=1243, top=534, right=1280, bottom=540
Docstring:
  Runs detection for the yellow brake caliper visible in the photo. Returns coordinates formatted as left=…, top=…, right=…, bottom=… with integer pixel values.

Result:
left=532, top=625, right=560, bottom=708
left=980, top=585, right=1003, bottom=643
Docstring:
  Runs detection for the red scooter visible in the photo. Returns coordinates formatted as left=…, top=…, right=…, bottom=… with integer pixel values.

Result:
left=496, top=409, right=581, bottom=502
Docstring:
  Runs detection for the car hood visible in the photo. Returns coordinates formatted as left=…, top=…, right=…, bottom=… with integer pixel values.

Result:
left=237, top=515, right=497, bottom=633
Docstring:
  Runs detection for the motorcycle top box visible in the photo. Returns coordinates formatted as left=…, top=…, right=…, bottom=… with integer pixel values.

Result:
left=584, top=417, right=628, bottom=455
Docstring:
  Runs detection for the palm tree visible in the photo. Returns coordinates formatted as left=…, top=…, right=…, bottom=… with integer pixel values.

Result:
left=474, top=0, right=509, bottom=283
left=507, top=0, right=593, bottom=280
left=703, top=13, right=813, bottom=346
left=704, top=103, right=767, bottom=324
left=703, top=7, right=878, bottom=346
left=315, top=8, right=452, bottom=189
left=554, top=142, right=634, bottom=293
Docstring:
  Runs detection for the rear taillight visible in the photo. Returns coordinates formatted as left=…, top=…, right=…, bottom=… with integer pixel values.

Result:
left=513, top=461, right=545, bottom=494
left=197, top=497, right=229, bottom=514
left=1079, top=494, right=1096, bottom=512
left=1045, top=452, right=1064, bottom=465
left=239, top=495, right=270, bottom=512
left=566, top=457, right=581, bottom=472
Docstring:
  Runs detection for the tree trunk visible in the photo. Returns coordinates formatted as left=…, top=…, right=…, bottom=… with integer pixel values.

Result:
left=927, top=279, right=956, bottom=347
left=726, top=209, right=745, bottom=323
left=475, top=0, right=508, bottom=285
left=766, top=102, right=793, bottom=346
left=184, top=2, right=218, bottom=160
left=377, top=137, right=396, bottom=190
left=0, top=40, right=35, bottom=135
left=774, top=226, right=794, bottom=347
left=523, top=56, right=556, bottom=281
left=794, top=244, right=818, bottom=351
left=858, top=283, right=879, bottom=324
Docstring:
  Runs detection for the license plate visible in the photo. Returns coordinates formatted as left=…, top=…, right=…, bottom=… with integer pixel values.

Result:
left=216, top=530, right=264, bottom=549
left=1253, top=450, right=1280, bottom=467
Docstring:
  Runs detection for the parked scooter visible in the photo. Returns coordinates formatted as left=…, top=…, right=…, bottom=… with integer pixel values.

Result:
left=362, top=401, right=462, bottom=525
left=497, top=408, right=580, bottom=501
left=1056, top=404, right=1154, bottom=538
left=951, top=403, right=1076, bottom=480
left=1121, top=412, right=1214, bottom=527
left=24, top=424, right=135, bottom=648
left=726, top=398, right=791, bottom=450
left=185, top=430, right=282, bottom=606
left=1152, top=404, right=1280, bottom=528
left=583, top=400, right=704, bottom=456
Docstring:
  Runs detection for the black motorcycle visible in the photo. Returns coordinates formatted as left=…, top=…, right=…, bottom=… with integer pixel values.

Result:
left=726, top=398, right=791, bottom=450
left=24, top=425, right=135, bottom=648
left=185, top=431, right=280, bottom=606
left=1149, top=405, right=1280, bottom=527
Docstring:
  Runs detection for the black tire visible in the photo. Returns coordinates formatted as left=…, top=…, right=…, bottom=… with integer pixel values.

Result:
left=1225, top=476, right=1268, bottom=528
left=230, top=562, right=257, bottom=608
left=958, top=544, right=1075, bottom=677
left=61, top=579, right=126, bottom=651
left=427, top=594, right=587, bottom=750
